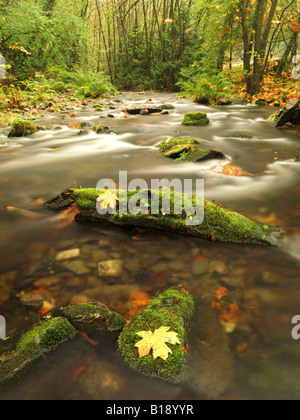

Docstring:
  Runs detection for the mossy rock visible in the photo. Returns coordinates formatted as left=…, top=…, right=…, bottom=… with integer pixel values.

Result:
left=159, top=104, right=176, bottom=110
left=157, top=137, right=225, bottom=162
left=52, top=302, right=126, bottom=337
left=182, top=112, right=209, bottom=126
left=70, top=187, right=281, bottom=246
left=255, top=99, right=266, bottom=106
left=217, top=98, right=232, bottom=106
left=91, top=124, right=109, bottom=134
left=118, top=287, right=195, bottom=384
left=8, top=120, right=38, bottom=137
left=0, top=317, right=77, bottom=384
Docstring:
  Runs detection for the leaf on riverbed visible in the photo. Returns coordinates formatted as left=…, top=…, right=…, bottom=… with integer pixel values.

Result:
left=219, top=303, right=239, bottom=334
left=135, top=326, right=180, bottom=361
left=222, top=164, right=253, bottom=177
left=96, top=190, right=119, bottom=211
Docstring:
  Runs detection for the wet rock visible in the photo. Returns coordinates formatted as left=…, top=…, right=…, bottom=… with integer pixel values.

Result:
left=92, top=249, right=110, bottom=263
left=52, top=302, right=126, bottom=337
left=159, top=103, right=176, bottom=110
left=78, top=360, right=125, bottom=399
left=0, top=317, right=77, bottom=384
left=209, top=260, right=229, bottom=276
left=91, top=124, right=109, bottom=134
left=182, top=112, right=209, bottom=126
left=192, top=260, right=210, bottom=275
left=66, top=260, right=90, bottom=275
left=98, top=260, right=123, bottom=278
left=107, top=113, right=115, bottom=118
left=126, top=105, right=162, bottom=115
left=44, top=189, right=75, bottom=212
left=55, top=248, right=80, bottom=261
left=217, top=98, right=232, bottom=106
left=8, top=120, right=38, bottom=137
left=33, top=276, right=61, bottom=288
left=20, top=293, right=44, bottom=310
left=118, top=287, right=195, bottom=385
left=276, top=99, right=300, bottom=127
left=157, top=137, right=225, bottom=163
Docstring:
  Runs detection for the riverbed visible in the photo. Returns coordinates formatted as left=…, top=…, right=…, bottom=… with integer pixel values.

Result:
left=0, top=92, right=300, bottom=400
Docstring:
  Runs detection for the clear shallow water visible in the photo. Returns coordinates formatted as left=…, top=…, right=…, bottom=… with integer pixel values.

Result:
left=0, top=93, right=300, bottom=400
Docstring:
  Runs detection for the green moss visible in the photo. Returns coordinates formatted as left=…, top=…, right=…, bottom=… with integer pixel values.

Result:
left=52, top=303, right=126, bottom=334
left=91, top=124, right=108, bottom=134
left=70, top=187, right=281, bottom=246
left=0, top=317, right=77, bottom=384
left=8, top=119, right=38, bottom=137
left=157, top=137, right=202, bottom=153
left=118, top=287, right=195, bottom=384
left=182, top=112, right=209, bottom=126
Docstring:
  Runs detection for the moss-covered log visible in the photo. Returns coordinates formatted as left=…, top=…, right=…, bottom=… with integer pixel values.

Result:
left=70, top=187, right=281, bottom=246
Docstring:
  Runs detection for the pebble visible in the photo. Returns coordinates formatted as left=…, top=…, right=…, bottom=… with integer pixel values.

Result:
left=209, top=260, right=229, bottom=276
left=55, top=249, right=80, bottom=261
left=66, top=260, right=90, bottom=275
left=98, top=260, right=123, bottom=277
left=192, top=260, right=210, bottom=276
left=20, top=293, right=44, bottom=310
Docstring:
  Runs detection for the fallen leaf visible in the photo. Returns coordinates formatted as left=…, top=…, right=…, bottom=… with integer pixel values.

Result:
left=215, top=286, right=228, bottom=301
left=69, top=113, right=77, bottom=118
left=135, top=326, right=180, bottom=360
left=81, top=331, right=99, bottom=347
left=96, top=190, right=119, bottom=211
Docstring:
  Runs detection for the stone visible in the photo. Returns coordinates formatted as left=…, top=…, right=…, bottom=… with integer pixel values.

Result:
left=217, top=98, right=232, bottom=106
left=209, top=260, right=229, bottom=276
left=182, top=112, right=209, bottom=126
left=276, top=99, right=300, bottom=127
left=20, top=293, right=44, bottom=310
left=52, top=302, right=126, bottom=336
left=8, top=120, right=38, bottom=137
left=55, top=248, right=80, bottom=261
left=98, top=259, right=123, bottom=277
left=192, top=260, right=210, bottom=275
left=65, top=260, right=90, bottom=275
left=118, top=287, right=195, bottom=385
left=0, top=317, right=77, bottom=385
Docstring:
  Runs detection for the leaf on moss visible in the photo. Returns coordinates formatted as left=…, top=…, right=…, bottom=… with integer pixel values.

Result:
left=96, top=190, right=119, bottom=211
left=135, top=326, right=180, bottom=361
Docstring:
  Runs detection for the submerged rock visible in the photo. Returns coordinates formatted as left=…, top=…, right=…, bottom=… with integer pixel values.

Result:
left=126, top=105, right=162, bottom=115
left=0, top=317, right=77, bottom=384
left=182, top=112, right=209, bottom=126
left=8, top=120, right=38, bottom=137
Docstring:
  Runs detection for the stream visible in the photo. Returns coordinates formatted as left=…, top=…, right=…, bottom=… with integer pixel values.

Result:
left=0, top=92, right=300, bottom=400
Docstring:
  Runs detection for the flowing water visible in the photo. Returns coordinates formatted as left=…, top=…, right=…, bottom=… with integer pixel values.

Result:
left=0, top=92, right=300, bottom=400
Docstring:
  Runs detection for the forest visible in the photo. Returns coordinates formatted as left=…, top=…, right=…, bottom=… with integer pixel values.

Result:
left=0, top=0, right=300, bottom=403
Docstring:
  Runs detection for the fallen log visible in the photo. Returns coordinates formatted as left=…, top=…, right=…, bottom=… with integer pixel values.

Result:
left=68, top=188, right=281, bottom=246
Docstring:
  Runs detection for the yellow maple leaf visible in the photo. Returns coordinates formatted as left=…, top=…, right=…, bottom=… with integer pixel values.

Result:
left=135, top=326, right=180, bottom=361
left=96, top=190, right=119, bottom=211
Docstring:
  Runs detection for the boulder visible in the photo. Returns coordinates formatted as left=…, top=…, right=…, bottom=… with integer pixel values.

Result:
left=157, top=137, right=225, bottom=163
left=8, top=120, right=38, bottom=137
left=275, top=99, right=300, bottom=127
left=118, top=287, right=195, bottom=385
left=182, top=112, right=209, bottom=126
